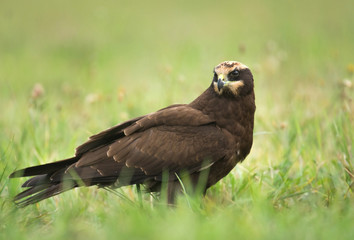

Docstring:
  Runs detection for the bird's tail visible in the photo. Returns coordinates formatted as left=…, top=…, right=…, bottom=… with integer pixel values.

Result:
left=9, top=157, right=78, bottom=207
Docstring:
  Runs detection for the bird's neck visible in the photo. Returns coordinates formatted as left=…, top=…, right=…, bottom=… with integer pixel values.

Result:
left=190, top=86, right=255, bottom=156
left=190, top=87, right=255, bottom=126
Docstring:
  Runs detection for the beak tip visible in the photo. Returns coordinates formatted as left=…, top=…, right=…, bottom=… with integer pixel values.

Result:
left=217, top=79, right=224, bottom=91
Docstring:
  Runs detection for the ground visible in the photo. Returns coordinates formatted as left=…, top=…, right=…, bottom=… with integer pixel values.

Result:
left=0, top=0, right=353, bottom=239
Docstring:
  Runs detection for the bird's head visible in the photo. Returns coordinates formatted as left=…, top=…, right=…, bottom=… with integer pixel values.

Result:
left=212, top=61, right=254, bottom=97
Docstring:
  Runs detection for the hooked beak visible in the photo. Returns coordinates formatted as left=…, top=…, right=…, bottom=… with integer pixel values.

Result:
left=217, top=74, right=226, bottom=91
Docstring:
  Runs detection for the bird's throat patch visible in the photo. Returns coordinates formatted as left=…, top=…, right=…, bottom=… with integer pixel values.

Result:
left=213, top=80, right=244, bottom=96
left=228, top=81, right=244, bottom=95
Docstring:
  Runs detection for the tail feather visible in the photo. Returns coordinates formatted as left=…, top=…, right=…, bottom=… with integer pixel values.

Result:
left=9, top=157, right=80, bottom=207
left=14, top=181, right=77, bottom=207
left=14, top=184, right=51, bottom=201
left=22, top=174, right=49, bottom=187
left=9, top=157, right=78, bottom=178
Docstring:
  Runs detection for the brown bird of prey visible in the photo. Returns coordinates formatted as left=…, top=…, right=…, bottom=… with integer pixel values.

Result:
left=10, top=61, right=255, bottom=206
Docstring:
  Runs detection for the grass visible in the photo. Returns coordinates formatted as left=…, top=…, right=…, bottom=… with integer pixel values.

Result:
left=0, top=0, right=353, bottom=239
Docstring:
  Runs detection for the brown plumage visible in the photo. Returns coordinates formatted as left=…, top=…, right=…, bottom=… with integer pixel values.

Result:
left=9, top=61, right=256, bottom=206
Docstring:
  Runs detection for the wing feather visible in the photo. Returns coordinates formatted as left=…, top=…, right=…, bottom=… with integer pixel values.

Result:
left=63, top=104, right=232, bottom=186
left=75, top=116, right=144, bottom=156
left=114, top=125, right=233, bottom=176
left=123, top=105, right=214, bottom=136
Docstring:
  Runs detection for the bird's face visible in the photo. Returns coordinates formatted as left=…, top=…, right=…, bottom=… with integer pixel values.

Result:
left=212, top=61, right=254, bottom=97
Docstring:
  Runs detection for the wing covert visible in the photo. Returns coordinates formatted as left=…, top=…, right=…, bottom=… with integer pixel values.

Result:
left=108, top=124, right=234, bottom=176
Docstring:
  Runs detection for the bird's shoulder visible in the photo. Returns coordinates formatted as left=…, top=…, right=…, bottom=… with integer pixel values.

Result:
left=123, top=104, right=215, bottom=136
left=75, top=103, right=215, bottom=156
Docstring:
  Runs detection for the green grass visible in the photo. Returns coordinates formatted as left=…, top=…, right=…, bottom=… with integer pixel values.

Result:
left=0, top=0, right=353, bottom=239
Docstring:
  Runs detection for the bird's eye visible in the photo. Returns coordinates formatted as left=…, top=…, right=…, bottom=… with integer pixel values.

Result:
left=229, top=70, right=240, bottom=79
left=213, top=72, right=218, bottom=82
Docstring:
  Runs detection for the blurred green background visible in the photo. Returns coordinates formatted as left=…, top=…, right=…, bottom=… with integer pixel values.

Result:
left=0, top=0, right=353, bottom=239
